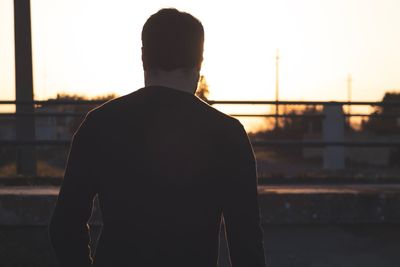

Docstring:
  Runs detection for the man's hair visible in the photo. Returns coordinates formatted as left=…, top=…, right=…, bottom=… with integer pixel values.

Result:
left=141, top=8, right=204, bottom=71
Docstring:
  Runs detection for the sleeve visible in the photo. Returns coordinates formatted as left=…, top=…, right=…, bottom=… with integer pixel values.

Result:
left=222, top=121, right=266, bottom=267
left=48, top=112, right=99, bottom=267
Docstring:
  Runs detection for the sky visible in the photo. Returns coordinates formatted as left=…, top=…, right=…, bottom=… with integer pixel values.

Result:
left=1, top=0, right=400, bottom=130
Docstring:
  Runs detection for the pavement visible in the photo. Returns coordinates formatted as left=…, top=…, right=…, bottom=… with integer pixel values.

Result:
left=219, top=224, right=400, bottom=267
left=1, top=223, right=399, bottom=267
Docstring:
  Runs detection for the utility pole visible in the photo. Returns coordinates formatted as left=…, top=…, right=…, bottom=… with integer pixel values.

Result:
left=347, top=74, right=352, bottom=127
left=347, top=74, right=352, bottom=115
left=14, top=0, right=37, bottom=175
left=275, top=49, right=280, bottom=130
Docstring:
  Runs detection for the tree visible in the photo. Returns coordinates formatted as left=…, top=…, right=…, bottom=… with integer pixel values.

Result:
left=362, top=92, right=400, bottom=135
left=195, top=75, right=210, bottom=101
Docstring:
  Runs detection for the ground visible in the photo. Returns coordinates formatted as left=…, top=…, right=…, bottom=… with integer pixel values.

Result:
left=0, top=224, right=399, bottom=267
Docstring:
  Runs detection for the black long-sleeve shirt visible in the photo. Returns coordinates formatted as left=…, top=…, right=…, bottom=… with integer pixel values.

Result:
left=49, top=86, right=266, bottom=267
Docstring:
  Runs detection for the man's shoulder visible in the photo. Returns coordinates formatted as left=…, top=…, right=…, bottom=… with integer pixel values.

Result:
left=193, top=96, right=242, bottom=128
left=85, top=88, right=146, bottom=119
left=85, top=87, right=245, bottom=133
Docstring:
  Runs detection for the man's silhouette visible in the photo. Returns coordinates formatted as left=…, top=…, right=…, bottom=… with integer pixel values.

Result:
left=49, top=8, right=266, bottom=267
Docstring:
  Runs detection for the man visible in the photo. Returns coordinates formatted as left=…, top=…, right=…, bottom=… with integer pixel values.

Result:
left=49, top=8, right=266, bottom=267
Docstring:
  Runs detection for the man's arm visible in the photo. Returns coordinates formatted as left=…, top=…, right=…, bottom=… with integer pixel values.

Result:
left=48, top=113, right=98, bottom=267
left=222, top=121, right=266, bottom=267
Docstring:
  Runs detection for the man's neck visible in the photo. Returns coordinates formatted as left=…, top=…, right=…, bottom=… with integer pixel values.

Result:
left=144, top=69, right=199, bottom=94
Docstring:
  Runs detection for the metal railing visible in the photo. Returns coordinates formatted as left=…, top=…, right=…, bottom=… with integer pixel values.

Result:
left=1, top=99, right=398, bottom=144
left=0, top=99, right=399, bottom=175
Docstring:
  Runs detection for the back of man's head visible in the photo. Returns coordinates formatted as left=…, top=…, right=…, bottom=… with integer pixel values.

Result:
left=141, top=8, right=204, bottom=72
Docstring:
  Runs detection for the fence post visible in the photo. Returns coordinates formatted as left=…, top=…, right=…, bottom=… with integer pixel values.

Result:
left=14, top=0, right=37, bottom=175
left=323, top=103, right=345, bottom=170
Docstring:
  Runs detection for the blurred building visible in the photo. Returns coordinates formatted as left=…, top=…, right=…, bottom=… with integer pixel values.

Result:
left=0, top=105, right=77, bottom=141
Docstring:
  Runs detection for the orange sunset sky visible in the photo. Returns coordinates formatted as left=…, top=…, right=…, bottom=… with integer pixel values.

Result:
left=1, top=0, right=400, bottom=130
